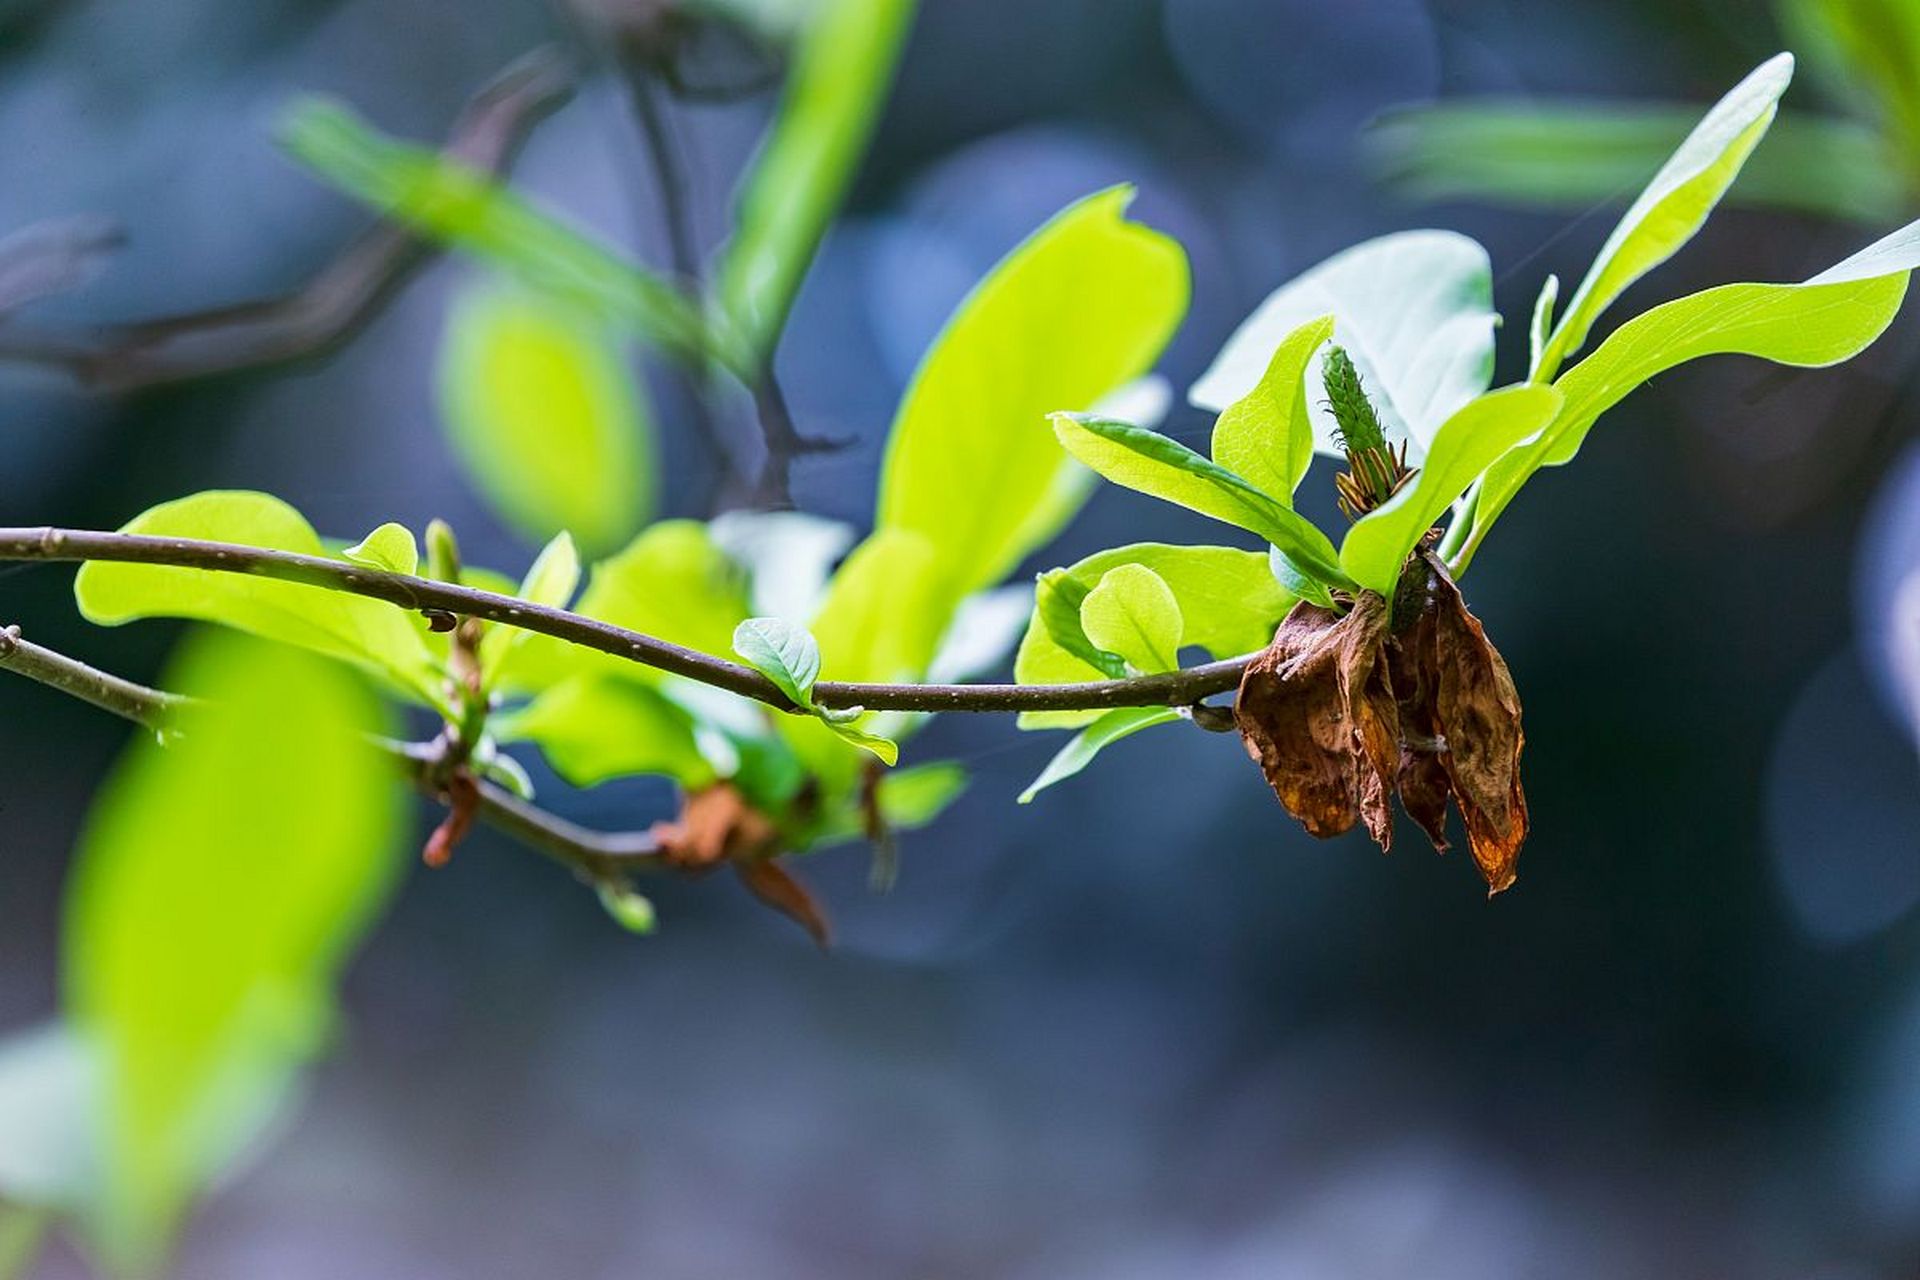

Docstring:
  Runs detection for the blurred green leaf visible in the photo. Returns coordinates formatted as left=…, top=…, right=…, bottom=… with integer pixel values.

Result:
left=926, top=585, right=1034, bottom=683
left=1078, top=564, right=1182, bottom=675
left=340, top=522, right=418, bottom=576
left=279, top=101, right=715, bottom=365
left=718, top=0, right=918, bottom=362
left=66, top=630, right=401, bottom=1269
left=596, top=884, right=658, bottom=935
left=1371, top=100, right=1905, bottom=225
left=708, top=510, right=855, bottom=622
left=480, top=531, right=582, bottom=689
left=876, top=186, right=1190, bottom=617
left=496, top=675, right=715, bottom=789
left=1781, top=0, right=1920, bottom=154
left=1190, top=231, right=1495, bottom=456
left=1209, top=314, right=1334, bottom=501
left=439, top=285, right=655, bottom=556
left=806, top=760, right=969, bottom=846
left=1018, top=706, right=1181, bottom=803
left=1339, top=385, right=1561, bottom=595
left=1016, top=543, right=1293, bottom=729
left=733, top=616, right=821, bottom=706
left=1534, top=54, right=1794, bottom=379
left=74, top=491, right=443, bottom=710
left=1049, top=413, right=1349, bottom=592
left=1466, top=216, right=1920, bottom=565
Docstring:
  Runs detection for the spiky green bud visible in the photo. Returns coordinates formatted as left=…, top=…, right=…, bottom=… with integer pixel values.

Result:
left=1322, top=346, right=1387, bottom=457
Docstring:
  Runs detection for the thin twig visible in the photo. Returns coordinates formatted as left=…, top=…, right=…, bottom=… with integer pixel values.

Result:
left=0, top=526, right=1253, bottom=714
left=0, top=624, right=662, bottom=878
left=0, top=48, right=575, bottom=391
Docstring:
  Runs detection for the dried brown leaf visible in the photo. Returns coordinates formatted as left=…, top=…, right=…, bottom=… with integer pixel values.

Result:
left=1428, top=570, right=1528, bottom=894
left=735, top=859, right=832, bottom=949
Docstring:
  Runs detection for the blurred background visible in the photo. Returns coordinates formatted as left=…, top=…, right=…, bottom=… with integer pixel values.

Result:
left=3, top=0, right=1920, bottom=1274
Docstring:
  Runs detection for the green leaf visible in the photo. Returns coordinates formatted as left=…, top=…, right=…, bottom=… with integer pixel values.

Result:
left=733, top=616, right=822, bottom=707
left=876, top=186, right=1190, bottom=613
left=1370, top=101, right=1905, bottom=225
left=805, top=760, right=969, bottom=847
left=66, top=630, right=401, bottom=1268
left=495, top=675, right=716, bottom=789
left=1534, top=53, right=1794, bottom=379
left=341, top=522, right=417, bottom=576
left=809, top=528, right=946, bottom=684
left=73, top=491, right=443, bottom=709
left=596, top=884, right=658, bottom=935
left=278, top=100, right=714, bottom=365
left=1015, top=543, right=1293, bottom=729
left=478, top=532, right=581, bottom=689
left=1049, top=413, right=1350, bottom=590
left=438, top=285, right=655, bottom=556
left=1527, top=275, right=1559, bottom=378
left=1018, top=706, right=1181, bottom=803
left=820, top=715, right=899, bottom=766
left=506, top=520, right=750, bottom=692
left=1209, top=314, right=1334, bottom=500
left=1339, top=384, right=1562, bottom=595
left=1078, top=564, right=1182, bottom=674
left=1781, top=0, right=1920, bottom=156
left=1190, top=230, right=1495, bottom=457
left=1465, top=217, right=1920, bottom=565
left=717, top=0, right=918, bottom=362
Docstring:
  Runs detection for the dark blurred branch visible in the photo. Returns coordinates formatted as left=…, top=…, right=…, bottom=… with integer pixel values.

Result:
left=0, top=526, right=1253, bottom=714
left=0, top=622, right=663, bottom=879
left=0, top=48, right=575, bottom=392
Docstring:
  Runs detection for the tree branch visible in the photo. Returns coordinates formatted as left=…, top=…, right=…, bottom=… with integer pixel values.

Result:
left=0, top=623, right=662, bottom=879
left=0, top=48, right=575, bottom=392
left=0, top=526, right=1252, bottom=714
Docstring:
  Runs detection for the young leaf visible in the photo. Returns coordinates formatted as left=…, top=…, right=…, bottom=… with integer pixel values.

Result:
left=1369, top=100, right=1903, bottom=225
left=1078, top=563, right=1182, bottom=674
left=876, top=186, right=1189, bottom=611
left=341, top=522, right=418, bottom=576
left=279, top=100, right=714, bottom=365
left=819, top=715, right=900, bottom=766
left=478, top=531, right=582, bottom=688
left=495, top=675, right=716, bottom=789
left=1050, top=413, right=1350, bottom=590
left=1465, top=216, right=1920, bottom=565
left=718, top=0, right=918, bottom=362
left=439, top=285, right=655, bottom=556
left=1190, top=230, right=1495, bottom=458
left=73, top=491, right=442, bottom=708
left=65, top=630, right=401, bottom=1269
left=1018, top=706, right=1181, bottom=803
left=1338, top=385, right=1562, bottom=596
left=1527, top=275, right=1559, bottom=378
left=1209, top=313, right=1335, bottom=500
left=733, top=616, right=822, bottom=707
left=1533, top=54, right=1794, bottom=379
left=1015, top=543, right=1294, bottom=729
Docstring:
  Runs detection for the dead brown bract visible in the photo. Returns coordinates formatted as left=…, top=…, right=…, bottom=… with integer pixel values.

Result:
left=1234, top=550, right=1528, bottom=894
left=649, top=782, right=832, bottom=947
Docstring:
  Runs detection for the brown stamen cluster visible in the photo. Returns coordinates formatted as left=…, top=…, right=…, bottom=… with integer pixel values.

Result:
left=1233, top=549, right=1528, bottom=894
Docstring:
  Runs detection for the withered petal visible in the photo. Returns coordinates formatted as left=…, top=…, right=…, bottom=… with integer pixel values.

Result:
left=1427, top=568, right=1528, bottom=894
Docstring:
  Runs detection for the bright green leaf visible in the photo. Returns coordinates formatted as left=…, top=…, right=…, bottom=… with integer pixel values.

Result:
left=1050, top=413, right=1350, bottom=590
left=1339, top=384, right=1562, bottom=596
left=806, top=760, right=969, bottom=847
left=1015, top=543, right=1293, bottom=729
left=1190, top=230, right=1495, bottom=457
left=66, top=631, right=401, bottom=1269
left=1534, top=53, right=1794, bottom=379
left=1780, top=0, right=1920, bottom=157
left=1209, top=314, right=1334, bottom=500
left=1018, top=706, right=1181, bottom=803
left=596, top=884, right=658, bottom=935
left=73, top=491, right=443, bottom=708
left=809, top=528, right=946, bottom=685
left=821, top=716, right=899, bottom=766
left=718, top=0, right=918, bottom=362
left=877, top=186, right=1190, bottom=615
left=341, top=522, right=417, bottom=576
left=1528, top=274, right=1559, bottom=378
left=1078, top=564, right=1182, bottom=674
left=496, top=675, right=715, bottom=789
left=1465, top=216, right=1920, bottom=567
left=439, top=285, right=655, bottom=556
left=733, top=616, right=821, bottom=707
left=1370, top=100, right=1904, bottom=225
left=279, top=100, right=714, bottom=365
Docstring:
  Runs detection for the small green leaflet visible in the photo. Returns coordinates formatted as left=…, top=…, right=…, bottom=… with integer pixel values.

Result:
left=1078, top=563, right=1182, bottom=674
left=341, top=522, right=418, bottom=575
left=596, top=884, right=659, bottom=935
left=495, top=675, right=716, bottom=790
left=1018, top=706, right=1181, bottom=803
left=1209, top=314, right=1334, bottom=501
left=1533, top=53, right=1793, bottom=379
left=732, top=616, right=898, bottom=765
